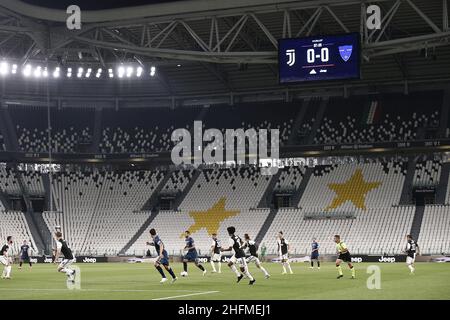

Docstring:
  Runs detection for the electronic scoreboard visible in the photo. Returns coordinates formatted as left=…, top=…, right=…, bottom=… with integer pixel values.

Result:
left=278, top=33, right=360, bottom=84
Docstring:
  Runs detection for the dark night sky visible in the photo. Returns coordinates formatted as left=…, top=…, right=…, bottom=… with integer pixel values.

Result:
left=22, top=0, right=190, bottom=10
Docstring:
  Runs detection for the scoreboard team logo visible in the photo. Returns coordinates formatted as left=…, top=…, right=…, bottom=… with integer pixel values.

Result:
left=339, top=45, right=353, bottom=62
left=286, top=49, right=296, bottom=66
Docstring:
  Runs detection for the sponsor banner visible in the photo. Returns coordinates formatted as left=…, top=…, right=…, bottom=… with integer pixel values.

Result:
left=197, top=255, right=232, bottom=263
left=431, top=256, right=450, bottom=263
left=271, top=256, right=311, bottom=263
left=29, top=256, right=107, bottom=263
left=349, top=255, right=406, bottom=263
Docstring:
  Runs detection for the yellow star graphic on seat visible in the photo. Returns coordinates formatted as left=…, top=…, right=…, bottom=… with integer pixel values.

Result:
left=182, top=197, right=239, bottom=237
left=325, top=169, right=381, bottom=211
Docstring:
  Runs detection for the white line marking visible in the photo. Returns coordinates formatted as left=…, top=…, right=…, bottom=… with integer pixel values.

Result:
left=0, top=288, right=207, bottom=293
left=152, top=291, right=220, bottom=300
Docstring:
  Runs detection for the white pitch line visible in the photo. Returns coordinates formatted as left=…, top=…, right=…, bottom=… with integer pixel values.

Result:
left=0, top=288, right=209, bottom=293
left=152, top=291, right=220, bottom=300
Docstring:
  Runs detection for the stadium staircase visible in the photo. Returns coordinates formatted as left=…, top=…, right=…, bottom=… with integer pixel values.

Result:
left=399, top=158, right=416, bottom=205
left=287, top=98, right=309, bottom=145
left=436, top=162, right=450, bottom=204
left=91, top=107, right=103, bottom=153
left=258, top=170, right=282, bottom=208
left=306, top=97, right=328, bottom=144
left=141, top=169, right=173, bottom=211
left=0, top=190, right=11, bottom=210
left=42, top=173, right=57, bottom=211
left=290, top=167, right=313, bottom=206
left=410, top=206, right=425, bottom=241
left=13, top=168, right=46, bottom=253
left=119, top=208, right=159, bottom=255
left=172, top=168, right=202, bottom=210
left=254, top=208, right=277, bottom=245
left=0, top=105, right=19, bottom=150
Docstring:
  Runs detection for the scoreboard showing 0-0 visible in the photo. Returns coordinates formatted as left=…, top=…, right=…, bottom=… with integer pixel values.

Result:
left=278, top=33, right=360, bottom=84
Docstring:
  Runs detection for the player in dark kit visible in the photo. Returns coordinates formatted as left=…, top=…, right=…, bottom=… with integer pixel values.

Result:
left=54, top=232, right=77, bottom=283
left=210, top=233, right=222, bottom=273
left=19, top=240, right=32, bottom=269
left=221, top=226, right=255, bottom=285
left=1, top=236, right=13, bottom=279
left=334, top=235, right=355, bottom=279
left=310, top=238, right=320, bottom=270
left=181, top=230, right=206, bottom=276
left=147, top=228, right=177, bottom=284
left=243, top=234, right=270, bottom=279
left=404, top=234, right=420, bottom=274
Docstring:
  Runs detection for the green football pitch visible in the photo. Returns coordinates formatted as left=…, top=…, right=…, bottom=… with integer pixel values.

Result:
left=0, top=262, right=449, bottom=300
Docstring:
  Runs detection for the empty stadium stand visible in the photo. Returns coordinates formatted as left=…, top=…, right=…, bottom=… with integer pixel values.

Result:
left=9, top=106, right=94, bottom=153
left=43, top=170, right=164, bottom=255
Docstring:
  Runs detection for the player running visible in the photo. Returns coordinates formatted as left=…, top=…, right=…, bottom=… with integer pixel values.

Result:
left=277, top=231, right=293, bottom=274
left=181, top=231, right=206, bottom=276
left=404, top=234, right=420, bottom=275
left=54, top=232, right=77, bottom=283
left=334, top=235, right=355, bottom=279
left=18, top=240, right=33, bottom=269
left=1, top=236, right=13, bottom=279
left=310, top=238, right=320, bottom=270
left=147, top=228, right=177, bottom=284
left=221, top=226, right=255, bottom=285
left=243, top=234, right=270, bottom=279
left=210, top=233, right=222, bottom=273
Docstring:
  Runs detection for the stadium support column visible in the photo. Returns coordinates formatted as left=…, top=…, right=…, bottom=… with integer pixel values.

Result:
left=91, top=107, right=103, bottom=153
left=287, top=98, right=309, bottom=145
left=399, top=158, right=416, bottom=205
left=306, top=97, right=328, bottom=145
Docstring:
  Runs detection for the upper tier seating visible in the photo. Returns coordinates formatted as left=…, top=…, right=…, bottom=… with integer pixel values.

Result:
left=313, top=92, right=442, bottom=144
left=9, top=106, right=94, bottom=153
left=100, top=107, right=200, bottom=153
left=0, top=133, right=5, bottom=151
left=201, top=103, right=299, bottom=146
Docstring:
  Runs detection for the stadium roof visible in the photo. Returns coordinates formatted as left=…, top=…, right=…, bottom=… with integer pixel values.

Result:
left=0, top=0, right=449, bottom=101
